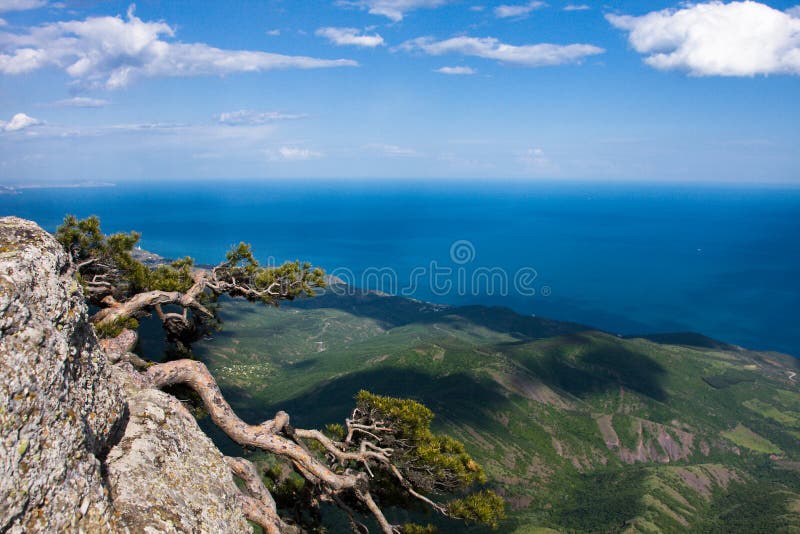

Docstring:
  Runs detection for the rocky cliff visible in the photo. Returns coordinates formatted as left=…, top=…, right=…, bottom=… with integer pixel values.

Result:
left=0, top=217, right=251, bottom=533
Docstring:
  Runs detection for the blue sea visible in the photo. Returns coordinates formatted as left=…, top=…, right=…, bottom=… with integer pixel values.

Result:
left=2, top=180, right=799, bottom=357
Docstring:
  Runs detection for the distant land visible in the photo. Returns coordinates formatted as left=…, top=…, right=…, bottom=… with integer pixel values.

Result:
left=0, top=182, right=115, bottom=195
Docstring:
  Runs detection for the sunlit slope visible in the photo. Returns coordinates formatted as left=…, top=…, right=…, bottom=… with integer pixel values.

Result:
left=187, top=289, right=800, bottom=532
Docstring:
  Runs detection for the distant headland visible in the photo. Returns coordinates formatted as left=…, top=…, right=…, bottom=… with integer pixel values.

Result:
left=0, top=182, right=115, bottom=195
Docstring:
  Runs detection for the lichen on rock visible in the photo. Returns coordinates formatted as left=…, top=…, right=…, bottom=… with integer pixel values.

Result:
left=105, top=388, right=251, bottom=533
left=0, top=217, right=122, bottom=533
left=0, top=217, right=250, bottom=533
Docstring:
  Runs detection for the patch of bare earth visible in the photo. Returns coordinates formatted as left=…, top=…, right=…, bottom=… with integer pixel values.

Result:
left=487, top=369, right=572, bottom=409
left=790, top=498, right=800, bottom=513
left=595, top=414, right=620, bottom=449
left=674, top=465, right=741, bottom=500
left=551, top=437, right=564, bottom=457
left=596, top=415, right=695, bottom=464
left=775, top=460, right=800, bottom=472
left=526, top=458, right=553, bottom=480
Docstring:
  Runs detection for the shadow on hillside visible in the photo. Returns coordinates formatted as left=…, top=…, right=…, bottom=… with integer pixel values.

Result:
left=514, top=333, right=668, bottom=402
left=215, top=367, right=509, bottom=436
left=287, top=288, right=587, bottom=341
left=553, top=467, right=651, bottom=532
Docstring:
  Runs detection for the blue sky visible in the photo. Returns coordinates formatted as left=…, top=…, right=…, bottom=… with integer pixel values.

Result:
left=0, top=0, right=799, bottom=183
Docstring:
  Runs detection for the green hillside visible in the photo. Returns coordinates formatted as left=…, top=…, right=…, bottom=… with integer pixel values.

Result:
left=159, top=287, right=800, bottom=533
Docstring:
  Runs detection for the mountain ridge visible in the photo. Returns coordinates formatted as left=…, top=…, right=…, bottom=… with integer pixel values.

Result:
left=179, top=284, right=800, bottom=532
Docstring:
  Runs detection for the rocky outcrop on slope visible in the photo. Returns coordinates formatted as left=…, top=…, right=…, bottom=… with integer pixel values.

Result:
left=595, top=413, right=696, bottom=464
left=0, top=217, right=249, bottom=533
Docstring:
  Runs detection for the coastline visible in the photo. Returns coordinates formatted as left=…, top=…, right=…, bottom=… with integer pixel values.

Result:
left=0, top=182, right=116, bottom=195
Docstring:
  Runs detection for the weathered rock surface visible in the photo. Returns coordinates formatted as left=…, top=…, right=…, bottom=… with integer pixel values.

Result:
left=0, top=217, right=122, bottom=533
left=595, top=413, right=695, bottom=464
left=0, top=217, right=250, bottom=533
left=106, top=388, right=251, bottom=532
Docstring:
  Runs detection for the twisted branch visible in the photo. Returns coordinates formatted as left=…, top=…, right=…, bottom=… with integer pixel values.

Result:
left=91, top=287, right=213, bottom=326
left=145, top=360, right=361, bottom=490
left=144, top=359, right=404, bottom=533
left=225, top=456, right=298, bottom=534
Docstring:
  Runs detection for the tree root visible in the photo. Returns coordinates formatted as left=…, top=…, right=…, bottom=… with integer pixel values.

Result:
left=144, top=359, right=396, bottom=533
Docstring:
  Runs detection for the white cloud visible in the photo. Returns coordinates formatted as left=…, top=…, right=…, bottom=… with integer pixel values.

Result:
left=435, top=65, right=477, bottom=74
left=607, top=1, right=800, bottom=76
left=0, top=0, right=47, bottom=13
left=216, top=110, right=307, bottom=125
left=363, top=143, right=418, bottom=156
left=339, top=0, right=451, bottom=21
left=494, top=1, right=546, bottom=19
left=788, top=6, right=800, bottom=18
left=269, top=146, right=323, bottom=161
left=53, top=96, right=109, bottom=107
left=469, top=5, right=486, bottom=11
left=1, top=112, right=41, bottom=131
left=316, top=27, right=385, bottom=48
left=399, top=36, right=604, bottom=66
left=0, top=18, right=6, bottom=26
left=0, top=5, right=357, bottom=89
left=266, top=29, right=281, bottom=36
left=564, top=4, right=590, bottom=11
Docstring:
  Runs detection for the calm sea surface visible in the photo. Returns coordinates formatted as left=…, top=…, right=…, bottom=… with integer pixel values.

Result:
left=3, top=180, right=799, bottom=356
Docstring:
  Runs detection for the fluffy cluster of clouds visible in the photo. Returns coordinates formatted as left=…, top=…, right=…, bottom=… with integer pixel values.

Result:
left=3, top=0, right=793, bottom=86
left=339, top=0, right=451, bottom=21
left=1, top=112, right=41, bottom=132
left=608, top=1, right=800, bottom=76
left=435, top=65, right=476, bottom=75
left=0, top=0, right=46, bottom=26
left=400, top=36, right=604, bottom=67
left=316, top=27, right=385, bottom=47
left=0, top=5, right=356, bottom=89
left=0, top=0, right=47, bottom=13
left=494, top=1, right=546, bottom=19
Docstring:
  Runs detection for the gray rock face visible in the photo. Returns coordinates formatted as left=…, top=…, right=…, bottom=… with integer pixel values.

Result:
left=0, top=217, right=122, bottom=533
left=106, top=389, right=251, bottom=533
left=0, top=217, right=250, bottom=533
